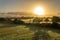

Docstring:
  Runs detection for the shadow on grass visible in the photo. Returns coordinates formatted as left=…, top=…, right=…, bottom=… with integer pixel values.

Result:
left=24, top=23, right=60, bottom=40
left=25, top=23, right=52, bottom=40
left=32, top=30, right=51, bottom=40
left=25, top=22, right=60, bottom=33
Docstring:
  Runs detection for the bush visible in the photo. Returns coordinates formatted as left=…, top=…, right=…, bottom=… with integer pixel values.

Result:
left=51, top=22, right=59, bottom=29
left=12, top=19, right=25, bottom=24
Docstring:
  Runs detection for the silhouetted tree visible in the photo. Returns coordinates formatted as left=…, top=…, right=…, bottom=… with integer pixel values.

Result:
left=12, top=18, right=24, bottom=24
left=52, top=16, right=60, bottom=22
left=0, top=18, right=6, bottom=23
left=33, top=18, right=42, bottom=24
left=44, top=18, right=49, bottom=23
left=0, top=18, right=6, bottom=21
left=52, top=16, right=60, bottom=29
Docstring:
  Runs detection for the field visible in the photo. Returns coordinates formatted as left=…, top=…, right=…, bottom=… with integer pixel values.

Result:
left=0, top=23, right=60, bottom=40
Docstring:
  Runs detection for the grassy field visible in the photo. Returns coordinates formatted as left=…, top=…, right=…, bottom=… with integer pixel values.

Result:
left=0, top=23, right=60, bottom=40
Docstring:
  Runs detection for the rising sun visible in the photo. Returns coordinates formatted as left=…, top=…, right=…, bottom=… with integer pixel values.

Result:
left=34, top=6, right=45, bottom=16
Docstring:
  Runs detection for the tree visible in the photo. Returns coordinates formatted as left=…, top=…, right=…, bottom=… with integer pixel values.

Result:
left=0, top=18, right=6, bottom=21
left=52, top=16, right=60, bottom=22
left=33, top=17, right=42, bottom=24
left=12, top=18, right=24, bottom=24
left=44, top=18, right=49, bottom=23
left=52, top=16, right=60, bottom=29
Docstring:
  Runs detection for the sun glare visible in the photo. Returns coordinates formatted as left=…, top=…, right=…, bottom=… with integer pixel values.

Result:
left=34, top=6, right=45, bottom=16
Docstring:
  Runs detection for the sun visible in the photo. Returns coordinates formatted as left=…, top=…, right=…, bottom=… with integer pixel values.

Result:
left=34, top=6, right=45, bottom=16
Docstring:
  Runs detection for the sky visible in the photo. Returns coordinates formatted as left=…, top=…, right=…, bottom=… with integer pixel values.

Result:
left=0, top=0, right=60, bottom=16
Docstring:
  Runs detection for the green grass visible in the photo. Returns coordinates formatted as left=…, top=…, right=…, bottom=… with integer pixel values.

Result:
left=0, top=24, right=60, bottom=40
left=0, top=24, right=34, bottom=40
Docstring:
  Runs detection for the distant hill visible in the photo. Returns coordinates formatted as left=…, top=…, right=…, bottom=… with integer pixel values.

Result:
left=0, top=12, right=36, bottom=18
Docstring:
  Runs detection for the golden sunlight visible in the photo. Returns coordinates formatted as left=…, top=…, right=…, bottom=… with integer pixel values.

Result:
left=34, top=6, right=45, bottom=16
